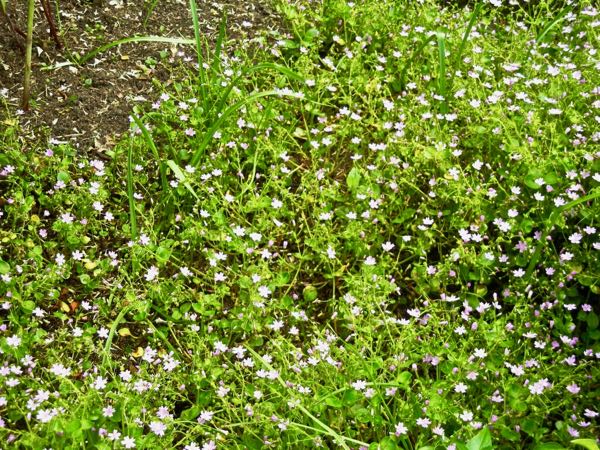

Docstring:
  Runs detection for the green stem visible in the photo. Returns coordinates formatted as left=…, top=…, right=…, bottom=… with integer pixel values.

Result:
left=22, top=0, right=35, bottom=110
left=525, top=188, right=599, bottom=280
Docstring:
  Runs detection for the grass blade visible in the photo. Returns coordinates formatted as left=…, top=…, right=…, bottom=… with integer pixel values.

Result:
left=454, top=1, right=483, bottom=77
left=130, top=113, right=168, bottom=193
left=208, top=62, right=305, bottom=119
left=244, top=346, right=367, bottom=450
left=536, top=6, right=573, bottom=43
left=166, top=159, right=199, bottom=201
left=190, top=89, right=305, bottom=167
left=525, top=187, right=599, bottom=280
left=102, top=301, right=133, bottom=368
left=437, top=30, right=448, bottom=114
left=75, top=36, right=195, bottom=65
left=126, top=140, right=138, bottom=241
left=142, top=0, right=160, bottom=29
left=21, top=0, right=35, bottom=110
left=211, top=10, right=227, bottom=76
left=399, top=34, right=437, bottom=91
left=189, top=0, right=207, bottom=109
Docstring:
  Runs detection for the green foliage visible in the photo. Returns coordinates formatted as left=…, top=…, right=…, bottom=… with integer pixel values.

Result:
left=0, top=0, right=599, bottom=449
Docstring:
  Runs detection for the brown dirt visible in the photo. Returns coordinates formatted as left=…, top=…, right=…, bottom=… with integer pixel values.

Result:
left=0, top=0, right=285, bottom=151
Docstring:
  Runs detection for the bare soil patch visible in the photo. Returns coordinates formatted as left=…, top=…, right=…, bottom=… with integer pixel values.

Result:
left=0, top=0, right=285, bottom=150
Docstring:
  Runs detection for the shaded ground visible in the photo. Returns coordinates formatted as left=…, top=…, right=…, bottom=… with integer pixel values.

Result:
left=0, top=0, right=284, bottom=151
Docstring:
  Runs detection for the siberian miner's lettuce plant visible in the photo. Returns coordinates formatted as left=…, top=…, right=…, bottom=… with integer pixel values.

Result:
left=0, top=0, right=599, bottom=449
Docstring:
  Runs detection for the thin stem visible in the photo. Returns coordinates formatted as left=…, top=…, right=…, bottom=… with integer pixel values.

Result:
left=22, top=0, right=35, bottom=110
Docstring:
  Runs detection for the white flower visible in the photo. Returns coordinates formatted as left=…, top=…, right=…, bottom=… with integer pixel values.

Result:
left=258, top=285, right=271, bottom=298
left=36, top=408, right=58, bottom=423
left=416, top=417, right=431, bottom=428
left=92, top=376, right=108, bottom=390
left=364, top=256, right=377, bottom=266
left=50, top=363, right=70, bottom=377
left=460, top=410, right=474, bottom=422
left=382, top=241, right=395, bottom=251
left=214, top=272, right=226, bottom=282
left=197, top=410, right=214, bottom=424
left=149, top=421, right=167, bottom=436
left=6, top=334, right=21, bottom=348
left=326, top=246, right=336, bottom=259
left=61, top=213, right=75, bottom=224
left=145, top=265, right=159, bottom=282
left=55, top=253, right=66, bottom=267
left=455, top=383, right=468, bottom=393
left=394, top=422, right=408, bottom=436
left=121, top=436, right=136, bottom=449
left=352, top=380, right=367, bottom=391
left=569, top=233, right=582, bottom=244
left=473, top=348, right=487, bottom=358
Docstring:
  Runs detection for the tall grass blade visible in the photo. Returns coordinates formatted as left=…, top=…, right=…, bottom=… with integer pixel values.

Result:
left=454, top=1, right=482, bottom=78
left=126, top=141, right=138, bottom=241
left=76, top=36, right=195, bottom=65
left=166, top=159, right=199, bottom=201
left=21, top=0, right=35, bottom=110
left=245, top=346, right=367, bottom=450
left=437, top=30, right=448, bottom=114
left=189, top=0, right=207, bottom=109
left=130, top=113, right=168, bottom=193
left=103, top=302, right=133, bottom=367
left=398, top=34, right=436, bottom=91
left=142, top=0, right=160, bottom=29
left=212, top=10, right=227, bottom=76
left=190, top=90, right=305, bottom=167
left=525, top=188, right=599, bottom=281
left=209, top=62, right=305, bottom=119
left=536, top=6, right=573, bottom=43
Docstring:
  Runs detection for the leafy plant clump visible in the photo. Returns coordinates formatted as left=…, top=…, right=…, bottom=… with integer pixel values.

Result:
left=0, top=0, right=599, bottom=449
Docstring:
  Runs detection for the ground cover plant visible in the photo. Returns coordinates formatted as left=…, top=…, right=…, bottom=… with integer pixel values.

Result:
left=0, top=0, right=599, bottom=448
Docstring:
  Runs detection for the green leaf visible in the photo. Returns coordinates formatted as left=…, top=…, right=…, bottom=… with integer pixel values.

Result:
left=156, top=246, right=172, bottom=264
left=571, top=439, right=600, bottom=450
left=466, top=427, right=493, bottom=450
left=303, top=285, right=318, bottom=301
left=586, top=312, right=599, bottom=329
left=0, top=259, right=10, bottom=275
left=347, top=167, right=362, bottom=191
left=64, top=418, right=81, bottom=433
left=501, top=427, right=520, bottom=442
left=21, top=300, right=36, bottom=312
left=522, top=418, right=538, bottom=436
left=325, top=396, right=343, bottom=409
left=180, top=405, right=201, bottom=421
left=241, top=434, right=263, bottom=450
left=524, top=173, right=542, bottom=189
left=393, top=208, right=416, bottom=225
left=166, top=159, right=199, bottom=200
left=398, top=371, right=412, bottom=385
left=57, top=171, right=70, bottom=183
left=532, top=443, right=567, bottom=450
left=371, top=439, right=398, bottom=450
left=342, top=389, right=360, bottom=406
left=247, top=336, right=264, bottom=348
